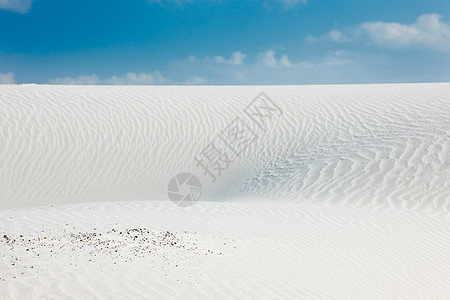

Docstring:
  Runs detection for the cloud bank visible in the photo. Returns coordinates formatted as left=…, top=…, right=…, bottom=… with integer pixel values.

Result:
left=360, top=14, right=450, bottom=49
left=0, top=0, right=34, bottom=13
left=310, top=14, right=450, bottom=51
left=213, top=51, right=247, bottom=65
left=49, top=72, right=168, bottom=85
left=0, top=72, right=15, bottom=84
left=259, top=50, right=292, bottom=68
left=149, top=0, right=306, bottom=10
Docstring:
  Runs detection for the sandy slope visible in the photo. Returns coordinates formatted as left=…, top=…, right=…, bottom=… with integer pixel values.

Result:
left=1, top=201, right=450, bottom=299
left=0, top=83, right=449, bottom=299
left=1, top=84, right=449, bottom=210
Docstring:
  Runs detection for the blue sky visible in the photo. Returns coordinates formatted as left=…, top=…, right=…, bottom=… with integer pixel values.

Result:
left=1, top=0, right=450, bottom=85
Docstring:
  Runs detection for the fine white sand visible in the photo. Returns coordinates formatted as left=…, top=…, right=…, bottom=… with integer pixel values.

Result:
left=0, top=83, right=449, bottom=299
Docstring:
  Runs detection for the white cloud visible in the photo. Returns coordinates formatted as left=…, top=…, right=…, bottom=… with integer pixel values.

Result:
left=360, top=14, right=450, bottom=49
left=184, top=76, right=207, bottom=85
left=259, top=50, right=293, bottom=68
left=0, top=0, right=34, bottom=13
left=0, top=72, right=15, bottom=84
left=213, top=51, right=247, bottom=65
left=172, top=47, right=421, bottom=84
left=319, top=53, right=350, bottom=67
left=229, top=51, right=247, bottom=65
left=258, top=50, right=350, bottom=69
left=311, top=14, right=450, bottom=51
left=260, top=50, right=277, bottom=67
left=49, top=72, right=167, bottom=85
left=185, top=51, right=247, bottom=66
left=279, top=54, right=292, bottom=67
left=276, top=0, right=307, bottom=9
left=264, top=0, right=307, bottom=10
left=306, top=30, right=351, bottom=43
left=328, top=30, right=351, bottom=42
left=48, top=75, right=100, bottom=85
left=147, top=0, right=192, bottom=6
left=104, top=71, right=166, bottom=85
left=149, top=0, right=306, bottom=10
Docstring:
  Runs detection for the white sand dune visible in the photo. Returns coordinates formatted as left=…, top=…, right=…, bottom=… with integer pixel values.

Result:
left=1, top=84, right=449, bottom=210
left=0, top=83, right=450, bottom=299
